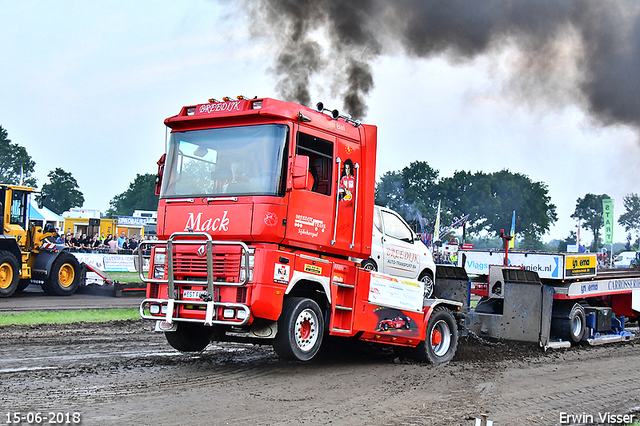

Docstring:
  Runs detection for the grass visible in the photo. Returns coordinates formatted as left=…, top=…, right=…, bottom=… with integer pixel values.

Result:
left=105, top=271, right=143, bottom=283
left=0, top=308, right=140, bottom=326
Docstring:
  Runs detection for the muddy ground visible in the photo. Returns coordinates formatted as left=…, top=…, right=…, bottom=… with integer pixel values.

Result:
left=1, top=317, right=640, bottom=426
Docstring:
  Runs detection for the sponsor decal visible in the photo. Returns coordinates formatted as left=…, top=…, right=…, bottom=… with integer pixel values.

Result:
left=198, top=101, right=242, bottom=114
left=264, top=211, right=278, bottom=227
left=304, top=264, right=322, bottom=275
left=368, top=273, right=424, bottom=312
left=294, top=214, right=326, bottom=238
left=274, top=263, right=290, bottom=284
left=184, top=211, right=229, bottom=232
left=565, top=254, right=597, bottom=277
left=385, top=247, right=419, bottom=271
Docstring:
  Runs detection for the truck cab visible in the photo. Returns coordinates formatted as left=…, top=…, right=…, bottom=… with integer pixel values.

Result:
left=361, top=205, right=436, bottom=297
left=140, top=97, right=462, bottom=364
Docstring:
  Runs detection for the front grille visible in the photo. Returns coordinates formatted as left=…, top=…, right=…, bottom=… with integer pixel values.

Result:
left=172, top=246, right=242, bottom=282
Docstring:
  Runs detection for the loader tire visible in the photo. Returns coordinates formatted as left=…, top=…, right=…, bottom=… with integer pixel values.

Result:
left=0, top=251, right=20, bottom=298
left=42, top=252, right=81, bottom=296
left=413, top=307, right=458, bottom=364
left=165, top=322, right=214, bottom=352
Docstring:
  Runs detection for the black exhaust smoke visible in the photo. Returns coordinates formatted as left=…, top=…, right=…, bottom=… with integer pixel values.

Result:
left=239, top=0, right=640, bottom=132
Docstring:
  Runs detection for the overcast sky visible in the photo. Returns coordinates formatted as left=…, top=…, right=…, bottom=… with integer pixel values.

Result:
left=1, top=1, right=639, bottom=243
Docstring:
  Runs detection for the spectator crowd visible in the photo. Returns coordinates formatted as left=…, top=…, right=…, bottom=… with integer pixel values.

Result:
left=55, top=229, right=157, bottom=254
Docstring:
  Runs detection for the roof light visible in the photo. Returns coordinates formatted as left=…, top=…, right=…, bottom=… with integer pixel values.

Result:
left=186, top=107, right=196, bottom=116
left=208, top=98, right=220, bottom=103
left=222, top=96, right=233, bottom=101
left=252, top=100, right=263, bottom=109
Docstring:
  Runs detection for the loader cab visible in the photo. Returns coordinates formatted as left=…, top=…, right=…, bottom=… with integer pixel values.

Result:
left=1, top=185, right=30, bottom=248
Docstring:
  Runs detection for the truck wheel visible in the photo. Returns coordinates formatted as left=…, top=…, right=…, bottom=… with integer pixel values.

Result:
left=42, top=252, right=81, bottom=296
left=273, top=297, right=324, bottom=361
left=419, top=270, right=434, bottom=299
left=552, top=303, right=585, bottom=343
left=0, top=251, right=20, bottom=298
left=413, top=307, right=458, bottom=364
left=361, top=259, right=377, bottom=271
left=165, top=322, right=214, bottom=352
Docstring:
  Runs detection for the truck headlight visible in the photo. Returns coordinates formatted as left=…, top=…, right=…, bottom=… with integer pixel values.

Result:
left=154, top=248, right=166, bottom=266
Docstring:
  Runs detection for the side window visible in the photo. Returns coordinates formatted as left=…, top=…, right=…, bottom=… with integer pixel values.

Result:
left=373, top=207, right=382, bottom=232
left=0, top=188, right=4, bottom=231
left=297, top=133, right=333, bottom=195
left=10, top=191, right=26, bottom=227
left=382, top=211, right=413, bottom=242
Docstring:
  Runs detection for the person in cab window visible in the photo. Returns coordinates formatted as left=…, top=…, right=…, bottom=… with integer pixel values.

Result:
left=339, top=159, right=355, bottom=201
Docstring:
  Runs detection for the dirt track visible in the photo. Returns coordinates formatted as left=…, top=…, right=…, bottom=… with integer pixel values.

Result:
left=1, top=308, right=640, bottom=426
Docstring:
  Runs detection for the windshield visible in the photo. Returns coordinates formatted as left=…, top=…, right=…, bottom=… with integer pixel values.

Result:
left=161, top=124, right=289, bottom=198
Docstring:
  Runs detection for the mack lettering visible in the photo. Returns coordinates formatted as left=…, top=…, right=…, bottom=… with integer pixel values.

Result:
left=184, top=211, right=230, bottom=232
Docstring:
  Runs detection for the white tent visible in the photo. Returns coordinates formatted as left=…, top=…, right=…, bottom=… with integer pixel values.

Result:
left=27, top=198, right=64, bottom=230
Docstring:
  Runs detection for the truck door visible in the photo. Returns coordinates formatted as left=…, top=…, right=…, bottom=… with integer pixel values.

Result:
left=379, top=208, right=420, bottom=278
left=284, top=128, right=336, bottom=250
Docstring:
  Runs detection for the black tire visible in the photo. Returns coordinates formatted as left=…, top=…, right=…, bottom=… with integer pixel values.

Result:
left=42, top=252, right=81, bottom=296
left=552, top=303, right=586, bottom=343
left=413, top=307, right=458, bottom=364
left=361, top=259, right=377, bottom=271
left=419, top=270, right=435, bottom=299
left=16, top=279, right=31, bottom=292
left=165, top=322, right=214, bottom=352
left=382, top=322, right=390, bottom=331
left=273, top=297, right=324, bottom=361
left=0, top=250, right=20, bottom=298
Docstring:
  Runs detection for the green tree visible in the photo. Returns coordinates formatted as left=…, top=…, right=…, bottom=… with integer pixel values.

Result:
left=0, top=125, right=37, bottom=187
left=437, top=169, right=557, bottom=241
left=107, top=173, right=159, bottom=217
left=571, top=193, right=610, bottom=252
left=375, top=161, right=439, bottom=221
left=619, top=193, right=640, bottom=236
left=41, top=168, right=84, bottom=214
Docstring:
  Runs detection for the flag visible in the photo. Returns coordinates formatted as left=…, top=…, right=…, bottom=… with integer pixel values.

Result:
left=509, top=211, right=515, bottom=249
left=602, top=198, right=614, bottom=245
left=433, top=201, right=441, bottom=243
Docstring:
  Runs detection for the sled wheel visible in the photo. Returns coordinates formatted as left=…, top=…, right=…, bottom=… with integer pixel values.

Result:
left=273, top=297, right=324, bottom=361
left=552, top=303, right=586, bottom=343
left=42, top=252, right=80, bottom=296
left=165, top=322, right=214, bottom=352
left=0, top=251, right=20, bottom=297
left=414, top=307, right=458, bottom=364
left=361, top=259, right=377, bottom=271
left=419, top=270, right=435, bottom=299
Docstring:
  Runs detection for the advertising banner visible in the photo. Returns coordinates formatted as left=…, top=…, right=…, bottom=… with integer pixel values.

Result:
left=368, top=272, right=424, bottom=312
left=602, top=198, right=614, bottom=245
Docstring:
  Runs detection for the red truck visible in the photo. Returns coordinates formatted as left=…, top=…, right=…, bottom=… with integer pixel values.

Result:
left=139, top=96, right=462, bottom=363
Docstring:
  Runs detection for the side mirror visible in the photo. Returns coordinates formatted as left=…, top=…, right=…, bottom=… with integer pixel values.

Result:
left=291, top=155, right=310, bottom=190
left=155, top=154, right=166, bottom=196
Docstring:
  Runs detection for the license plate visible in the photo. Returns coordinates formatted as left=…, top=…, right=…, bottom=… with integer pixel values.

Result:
left=183, top=290, right=206, bottom=299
